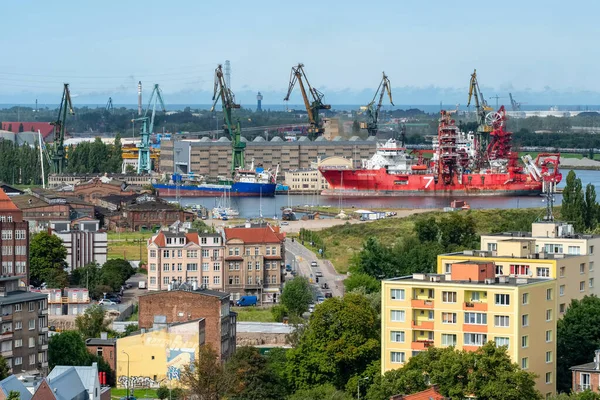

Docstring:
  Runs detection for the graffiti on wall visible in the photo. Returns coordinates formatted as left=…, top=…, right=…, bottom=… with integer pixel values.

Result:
left=118, top=375, right=158, bottom=388
left=166, top=348, right=195, bottom=380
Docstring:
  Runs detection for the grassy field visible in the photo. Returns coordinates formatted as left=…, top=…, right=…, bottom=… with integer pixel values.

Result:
left=111, top=388, right=158, bottom=399
left=107, top=232, right=153, bottom=263
left=107, top=232, right=154, bottom=241
left=234, top=307, right=275, bottom=322
left=316, top=208, right=553, bottom=273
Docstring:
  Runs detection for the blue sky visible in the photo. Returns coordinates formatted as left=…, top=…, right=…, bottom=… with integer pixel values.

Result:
left=0, top=0, right=598, bottom=105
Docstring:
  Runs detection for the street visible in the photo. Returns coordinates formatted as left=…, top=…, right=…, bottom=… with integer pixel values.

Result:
left=285, top=240, right=346, bottom=300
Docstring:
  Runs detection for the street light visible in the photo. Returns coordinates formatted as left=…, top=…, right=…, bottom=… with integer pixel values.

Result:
left=357, top=376, right=369, bottom=400
left=122, top=351, right=130, bottom=399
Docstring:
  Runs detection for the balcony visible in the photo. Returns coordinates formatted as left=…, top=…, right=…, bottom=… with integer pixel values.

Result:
left=411, top=299, right=434, bottom=309
left=1, top=350, right=12, bottom=358
left=411, top=320, right=434, bottom=330
left=39, top=309, right=48, bottom=315
left=462, top=324, right=487, bottom=333
left=463, top=302, right=488, bottom=311
left=576, top=384, right=592, bottom=392
left=411, top=340, right=434, bottom=350
left=41, top=344, right=48, bottom=351
left=463, top=345, right=482, bottom=352
left=0, top=332, right=13, bottom=340
left=0, top=314, right=12, bottom=322
left=41, top=327, right=48, bottom=333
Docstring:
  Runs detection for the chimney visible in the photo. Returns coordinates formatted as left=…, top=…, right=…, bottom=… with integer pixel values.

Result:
left=100, top=332, right=108, bottom=340
left=595, top=349, right=600, bottom=370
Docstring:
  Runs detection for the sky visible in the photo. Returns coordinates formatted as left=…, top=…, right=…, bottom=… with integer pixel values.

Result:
left=1, top=0, right=599, bottom=106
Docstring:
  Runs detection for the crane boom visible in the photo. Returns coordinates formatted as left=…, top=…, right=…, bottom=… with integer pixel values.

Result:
left=211, top=64, right=245, bottom=176
left=361, top=72, right=394, bottom=136
left=49, top=83, right=74, bottom=174
left=283, top=63, right=331, bottom=139
left=133, top=84, right=166, bottom=174
left=467, top=69, right=493, bottom=134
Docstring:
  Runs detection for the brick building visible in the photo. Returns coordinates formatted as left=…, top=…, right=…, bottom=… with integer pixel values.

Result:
left=86, top=333, right=117, bottom=372
left=138, top=286, right=236, bottom=361
left=71, top=177, right=139, bottom=205
left=107, top=194, right=194, bottom=232
left=571, top=350, right=600, bottom=393
left=0, top=189, right=29, bottom=286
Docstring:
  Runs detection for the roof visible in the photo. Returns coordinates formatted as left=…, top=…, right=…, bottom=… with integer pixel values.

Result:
left=570, top=361, right=600, bottom=372
left=0, top=189, right=19, bottom=212
left=385, top=274, right=548, bottom=287
left=11, top=194, right=49, bottom=210
left=86, top=338, right=117, bottom=346
left=48, top=363, right=99, bottom=400
left=224, top=225, right=285, bottom=244
left=0, top=183, right=24, bottom=196
left=139, top=287, right=230, bottom=300
left=0, top=375, right=33, bottom=400
left=0, top=122, right=54, bottom=138
left=0, top=290, right=48, bottom=306
left=391, top=386, right=447, bottom=400
left=45, top=367, right=87, bottom=400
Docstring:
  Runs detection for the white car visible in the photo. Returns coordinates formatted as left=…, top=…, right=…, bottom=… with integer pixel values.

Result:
left=308, top=304, right=315, bottom=313
left=99, top=299, right=116, bottom=306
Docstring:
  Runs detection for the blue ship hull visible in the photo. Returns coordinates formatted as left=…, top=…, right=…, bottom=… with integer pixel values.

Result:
left=153, top=182, right=277, bottom=197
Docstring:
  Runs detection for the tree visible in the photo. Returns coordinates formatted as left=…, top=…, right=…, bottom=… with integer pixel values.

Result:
left=123, top=324, right=139, bottom=337
left=224, top=346, right=287, bottom=400
left=287, top=384, right=352, bottom=400
left=7, top=391, right=20, bottom=400
left=350, top=237, right=395, bottom=279
left=101, top=259, right=135, bottom=291
left=414, top=216, right=439, bottom=242
left=343, top=273, right=380, bottom=294
left=48, top=331, right=93, bottom=369
left=75, top=305, right=110, bottom=339
left=285, top=293, right=380, bottom=390
left=557, top=296, right=600, bottom=393
left=280, top=277, right=314, bottom=317
left=156, top=386, right=170, bottom=400
left=0, top=357, right=10, bottom=381
left=562, top=171, right=586, bottom=231
left=29, top=231, right=68, bottom=287
left=180, top=344, right=233, bottom=400
left=585, top=183, right=598, bottom=230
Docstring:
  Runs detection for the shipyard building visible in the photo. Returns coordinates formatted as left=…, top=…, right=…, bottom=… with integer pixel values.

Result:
left=159, top=136, right=377, bottom=178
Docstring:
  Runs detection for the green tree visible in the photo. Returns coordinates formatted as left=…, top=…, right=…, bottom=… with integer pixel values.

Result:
left=585, top=183, right=598, bottom=230
left=181, top=344, right=233, bottom=400
left=287, top=384, right=352, bottom=400
left=29, top=231, right=68, bottom=287
left=350, top=237, right=394, bottom=279
left=101, top=259, right=134, bottom=291
left=71, top=263, right=103, bottom=297
left=562, top=171, right=586, bottom=231
left=436, top=212, right=478, bottom=250
left=111, top=134, right=123, bottom=172
left=75, top=305, right=110, bottom=339
left=343, top=273, right=380, bottom=294
left=156, top=386, right=169, bottom=400
left=0, top=356, right=10, bottom=381
left=7, top=391, right=20, bottom=400
left=414, top=216, right=439, bottom=242
left=280, top=276, right=314, bottom=317
left=286, top=293, right=380, bottom=390
left=557, top=296, right=600, bottom=393
left=123, top=324, right=139, bottom=337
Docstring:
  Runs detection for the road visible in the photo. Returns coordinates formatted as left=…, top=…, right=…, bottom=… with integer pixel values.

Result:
left=285, top=240, right=346, bottom=300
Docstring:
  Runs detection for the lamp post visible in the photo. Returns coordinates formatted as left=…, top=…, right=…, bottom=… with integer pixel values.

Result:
left=357, top=376, right=369, bottom=400
left=122, top=351, right=130, bottom=399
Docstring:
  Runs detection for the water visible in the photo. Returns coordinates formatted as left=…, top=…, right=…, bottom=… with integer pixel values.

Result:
left=166, top=169, right=600, bottom=219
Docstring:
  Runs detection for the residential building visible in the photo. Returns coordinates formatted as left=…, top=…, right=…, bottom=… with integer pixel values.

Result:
left=438, top=240, right=590, bottom=316
left=0, top=189, right=29, bottom=286
left=390, top=385, right=447, bottom=400
left=138, top=286, right=236, bottom=361
left=160, top=136, right=376, bottom=177
left=50, top=220, right=107, bottom=272
left=116, top=319, right=206, bottom=388
left=283, top=156, right=352, bottom=193
left=223, top=224, right=286, bottom=303
left=382, top=262, right=557, bottom=396
left=85, top=333, right=117, bottom=372
left=0, top=375, right=33, bottom=400
left=48, top=362, right=102, bottom=400
left=481, top=221, right=600, bottom=298
left=147, top=230, right=224, bottom=291
left=31, top=288, right=90, bottom=316
left=571, top=350, right=600, bottom=394
left=35, top=368, right=88, bottom=400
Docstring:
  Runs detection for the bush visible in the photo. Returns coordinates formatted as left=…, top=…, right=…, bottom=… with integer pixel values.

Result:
left=156, top=386, right=169, bottom=400
left=271, top=305, right=288, bottom=322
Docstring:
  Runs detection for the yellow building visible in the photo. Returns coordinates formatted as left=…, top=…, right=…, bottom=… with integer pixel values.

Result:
left=284, top=156, right=352, bottom=193
left=382, top=262, right=557, bottom=397
left=116, top=319, right=205, bottom=389
left=437, top=239, right=590, bottom=315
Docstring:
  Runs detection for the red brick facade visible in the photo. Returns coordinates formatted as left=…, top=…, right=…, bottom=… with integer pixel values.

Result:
left=0, top=189, right=29, bottom=284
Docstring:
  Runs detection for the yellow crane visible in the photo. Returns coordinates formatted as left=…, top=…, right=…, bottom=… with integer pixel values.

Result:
left=467, top=69, right=494, bottom=134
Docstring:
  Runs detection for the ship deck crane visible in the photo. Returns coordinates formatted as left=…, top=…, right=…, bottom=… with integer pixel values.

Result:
left=211, top=64, right=245, bottom=177
left=132, top=84, right=165, bottom=174
left=360, top=72, right=394, bottom=136
left=49, top=84, right=74, bottom=174
left=283, top=63, right=331, bottom=140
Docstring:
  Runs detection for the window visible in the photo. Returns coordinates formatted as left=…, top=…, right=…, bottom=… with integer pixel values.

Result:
left=560, top=303, right=566, bottom=313
left=537, top=267, right=550, bottom=277
left=213, top=263, right=220, bottom=271
left=495, top=265, right=504, bottom=275
left=591, top=278, right=595, bottom=288
left=442, top=312, right=457, bottom=324
left=546, top=288, right=553, bottom=301
left=202, top=249, right=209, bottom=257
left=444, top=263, right=452, bottom=274
left=590, top=262, right=595, bottom=272
left=14, top=339, right=22, bottom=348
left=213, top=249, right=219, bottom=259
left=247, top=276, right=253, bottom=285
left=186, top=250, right=197, bottom=258
left=14, top=357, right=21, bottom=366
left=255, top=262, right=260, bottom=270
left=522, top=314, right=529, bottom=327
left=568, top=246, right=581, bottom=255
left=546, top=330, right=552, bottom=342
left=560, top=267, right=565, bottom=277
left=391, top=310, right=405, bottom=322
left=580, top=281, right=586, bottom=292
left=545, top=244, right=563, bottom=254
left=28, top=302, right=34, bottom=312
left=487, top=242, right=497, bottom=251
left=247, top=262, right=252, bottom=271
left=521, top=335, right=529, bottom=348
left=15, top=321, right=21, bottom=330
left=177, top=263, right=182, bottom=271
left=510, top=265, right=530, bottom=276
left=581, top=373, right=591, bottom=391
left=464, top=333, right=487, bottom=346
left=28, top=319, right=35, bottom=330
left=214, top=237, right=219, bottom=244
left=442, top=291, right=457, bottom=303
left=521, top=357, right=529, bottom=369
left=265, top=247, right=270, bottom=255
left=149, top=263, right=156, bottom=272
left=441, top=334, right=456, bottom=346
left=546, top=351, right=552, bottom=363
left=580, top=263, right=586, bottom=274
left=464, top=312, right=487, bottom=325
left=187, top=263, right=198, bottom=271
left=390, top=331, right=405, bottom=343
left=163, top=263, right=169, bottom=272
left=163, top=277, right=169, bottom=285
left=202, top=276, right=209, bottom=286
left=254, top=247, right=259, bottom=255
left=149, top=250, right=157, bottom=258
left=202, top=237, right=208, bottom=245
left=545, top=372, right=552, bottom=384
left=28, top=337, right=35, bottom=348
left=15, top=230, right=25, bottom=240
left=390, top=352, right=405, bottom=364
left=546, top=309, right=552, bottom=321
left=202, top=263, right=209, bottom=272
left=522, top=293, right=529, bottom=305
left=495, top=337, right=509, bottom=347
left=591, top=246, right=595, bottom=254
left=559, top=285, right=565, bottom=296
left=495, top=294, right=510, bottom=306
left=150, top=277, right=156, bottom=285
left=29, top=354, right=35, bottom=365
left=163, top=250, right=169, bottom=258
left=391, top=289, right=405, bottom=300
left=213, top=276, right=220, bottom=285
left=177, top=250, right=182, bottom=258
left=494, top=315, right=510, bottom=327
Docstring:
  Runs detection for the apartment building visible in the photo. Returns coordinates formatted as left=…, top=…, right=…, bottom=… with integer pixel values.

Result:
left=481, top=221, right=600, bottom=297
left=571, top=350, right=600, bottom=394
left=0, top=189, right=29, bottom=286
left=382, top=262, right=557, bottom=396
left=438, top=239, right=590, bottom=315
left=223, top=224, right=286, bottom=304
left=50, top=220, right=107, bottom=272
left=160, top=136, right=376, bottom=177
left=147, top=230, right=224, bottom=291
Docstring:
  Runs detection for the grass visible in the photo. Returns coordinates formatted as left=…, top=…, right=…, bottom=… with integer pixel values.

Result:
left=108, top=232, right=155, bottom=241
left=111, top=388, right=158, bottom=399
left=315, top=208, right=553, bottom=273
left=107, top=243, right=148, bottom=264
left=234, top=307, right=276, bottom=322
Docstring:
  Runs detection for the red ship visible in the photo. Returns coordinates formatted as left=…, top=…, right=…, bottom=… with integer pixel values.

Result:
left=320, top=107, right=562, bottom=196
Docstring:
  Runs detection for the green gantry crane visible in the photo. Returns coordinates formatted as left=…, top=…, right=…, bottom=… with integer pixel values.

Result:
left=50, top=84, right=74, bottom=174
left=132, top=84, right=165, bottom=174
left=211, top=64, right=246, bottom=177
left=360, top=72, right=394, bottom=136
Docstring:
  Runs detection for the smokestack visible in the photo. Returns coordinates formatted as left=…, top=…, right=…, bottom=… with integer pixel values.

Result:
left=595, top=349, right=600, bottom=370
left=138, top=81, right=143, bottom=116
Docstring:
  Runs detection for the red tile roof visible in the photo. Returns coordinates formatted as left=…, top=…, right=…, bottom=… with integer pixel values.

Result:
left=390, top=386, right=447, bottom=400
left=224, top=225, right=285, bottom=244
left=1, top=122, right=55, bottom=138
left=149, top=231, right=201, bottom=247
left=0, top=189, right=19, bottom=211
left=150, top=232, right=165, bottom=247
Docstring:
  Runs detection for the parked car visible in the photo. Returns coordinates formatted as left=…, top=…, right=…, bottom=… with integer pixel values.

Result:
left=106, top=297, right=121, bottom=304
left=236, top=296, right=258, bottom=307
left=310, top=261, right=318, bottom=268
left=290, top=270, right=298, bottom=276
left=98, top=299, right=117, bottom=306
left=281, top=221, right=289, bottom=226
left=285, top=264, right=292, bottom=272
left=321, top=283, right=329, bottom=289
left=316, top=296, right=325, bottom=304
left=315, top=271, right=323, bottom=278
left=138, top=281, right=147, bottom=289
left=308, top=304, right=315, bottom=313
left=325, top=292, right=333, bottom=298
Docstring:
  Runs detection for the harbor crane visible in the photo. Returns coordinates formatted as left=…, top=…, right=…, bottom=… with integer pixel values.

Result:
left=211, top=64, right=245, bottom=176
left=467, top=69, right=494, bottom=134
left=489, top=95, right=506, bottom=110
left=360, top=72, right=394, bottom=136
left=509, top=93, right=522, bottom=111
left=283, top=63, right=331, bottom=140
left=132, top=84, right=165, bottom=174
left=105, top=97, right=114, bottom=114
left=49, top=84, right=74, bottom=174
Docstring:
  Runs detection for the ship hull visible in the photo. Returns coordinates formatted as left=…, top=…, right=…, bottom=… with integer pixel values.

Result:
left=154, top=182, right=277, bottom=198
left=319, top=168, right=543, bottom=197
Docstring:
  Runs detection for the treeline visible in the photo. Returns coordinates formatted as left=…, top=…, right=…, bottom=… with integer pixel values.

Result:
left=561, top=170, right=600, bottom=232
left=0, top=139, right=48, bottom=185
left=66, top=136, right=122, bottom=174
